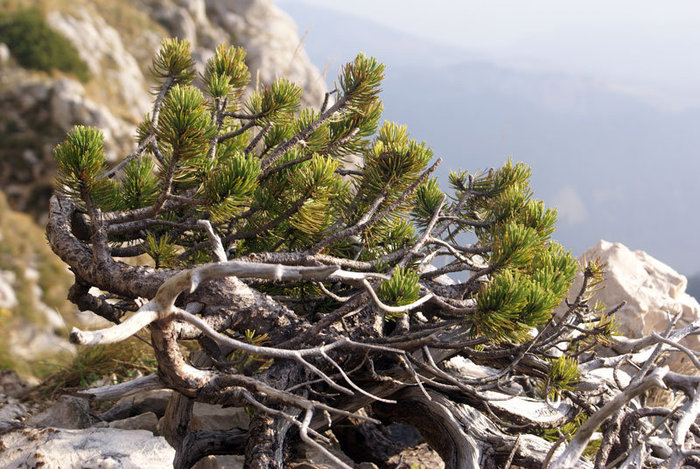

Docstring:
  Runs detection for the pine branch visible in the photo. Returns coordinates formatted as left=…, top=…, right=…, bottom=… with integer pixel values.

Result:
left=309, top=158, right=441, bottom=254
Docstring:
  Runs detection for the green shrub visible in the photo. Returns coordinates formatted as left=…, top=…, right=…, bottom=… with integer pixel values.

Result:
left=0, top=9, right=90, bottom=82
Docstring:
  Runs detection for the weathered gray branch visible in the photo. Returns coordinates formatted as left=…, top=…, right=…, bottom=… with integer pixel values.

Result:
left=550, top=367, right=669, bottom=469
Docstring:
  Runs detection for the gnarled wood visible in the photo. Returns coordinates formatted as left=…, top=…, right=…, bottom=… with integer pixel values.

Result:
left=175, top=429, right=247, bottom=469
left=374, top=388, right=594, bottom=469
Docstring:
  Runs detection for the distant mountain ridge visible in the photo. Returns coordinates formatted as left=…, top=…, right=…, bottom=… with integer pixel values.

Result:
left=280, top=0, right=700, bottom=276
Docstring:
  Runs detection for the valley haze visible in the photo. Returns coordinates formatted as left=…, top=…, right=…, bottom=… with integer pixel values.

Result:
left=279, top=0, right=700, bottom=281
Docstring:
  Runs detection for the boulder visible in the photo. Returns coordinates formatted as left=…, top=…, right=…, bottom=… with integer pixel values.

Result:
left=205, top=0, right=326, bottom=108
left=567, top=240, right=700, bottom=358
left=28, top=395, right=95, bottom=429
left=47, top=9, right=151, bottom=116
left=0, top=427, right=175, bottom=469
left=99, top=389, right=174, bottom=422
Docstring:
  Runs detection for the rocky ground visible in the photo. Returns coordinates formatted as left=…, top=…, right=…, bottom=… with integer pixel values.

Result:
left=0, top=368, right=443, bottom=468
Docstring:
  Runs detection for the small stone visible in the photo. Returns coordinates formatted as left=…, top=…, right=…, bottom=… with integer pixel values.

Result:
left=193, top=454, right=244, bottom=469
left=100, top=389, right=174, bottom=422
left=108, top=411, right=158, bottom=433
left=28, top=395, right=95, bottom=429
left=0, top=270, right=18, bottom=310
left=190, top=402, right=250, bottom=431
left=386, top=442, right=444, bottom=469
left=0, top=43, right=10, bottom=65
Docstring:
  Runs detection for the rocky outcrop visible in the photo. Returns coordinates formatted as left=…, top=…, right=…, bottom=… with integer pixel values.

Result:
left=566, top=240, right=700, bottom=364
left=1, top=0, right=325, bottom=214
left=47, top=9, right=152, bottom=117
left=0, top=427, right=176, bottom=469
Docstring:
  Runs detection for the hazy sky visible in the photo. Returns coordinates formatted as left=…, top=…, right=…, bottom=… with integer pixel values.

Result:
left=280, top=0, right=700, bottom=109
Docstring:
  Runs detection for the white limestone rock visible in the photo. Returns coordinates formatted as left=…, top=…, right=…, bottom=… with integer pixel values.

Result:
left=205, top=0, right=326, bottom=107
left=569, top=240, right=700, bottom=351
left=0, top=427, right=175, bottom=469
left=0, top=43, right=10, bottom=66
left=47, top=10, right=151, bottom=117
left=0, top=261, right=75, bottom=362
left=8, top=320, right=76, bottom=362
left=49, top=78, right=134, bottom=161
left=0, top=270, right=18, bottom=310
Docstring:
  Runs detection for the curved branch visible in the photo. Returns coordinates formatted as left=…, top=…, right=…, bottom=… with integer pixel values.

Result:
left=362, top=279, right=434, bottom=315
left=550, top=366, right=669, bottom=469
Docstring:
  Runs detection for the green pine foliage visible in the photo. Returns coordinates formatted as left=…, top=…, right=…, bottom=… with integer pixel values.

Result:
left=54, top=125, right=112, bottom=206
left=144, top=232, right=179, bottom=269
left=203, top=44, right=250, bottom=101
left=157, top=84, right=216, bottom=163
left=339, top=53, right=384, bottom=106
left=52, top=38, right=579, bottom=348
left=439, top=160, right=579, bottom=342
left=542, top=355, right=580, bottom=399
left=0, top=9, right=90, bottom=82
left=119, top=157, right=160, bottom=210
left=378, top=267, right=421, bottom=314
left=150, top=37, right=196, bottom=87
left=358, top=122, right=433, bottom=210
left=245, top=79, right=302, bottom=124
left=412, top=177, right=443, bottom=227
left=200, top=152, right=260, bottom=222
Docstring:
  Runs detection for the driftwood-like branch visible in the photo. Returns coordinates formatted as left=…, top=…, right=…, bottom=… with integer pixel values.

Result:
left=550, top=367, right=669, bottom=469
left=667, top=384, right=700, bottom=469
left=68, top=261, right=341, bottom=345
left=197, top=220, right=228, bottom=263
left=76, top=373, right=165, bottom=400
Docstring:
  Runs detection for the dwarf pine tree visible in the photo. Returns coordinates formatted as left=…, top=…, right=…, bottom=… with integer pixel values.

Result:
left=46, top=39, right=697, bottom=469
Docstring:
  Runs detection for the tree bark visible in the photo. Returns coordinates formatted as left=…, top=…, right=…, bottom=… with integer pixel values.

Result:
left=243, top=412, right=290, bottom=469
left=175, top=429, right=247, bottom=469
